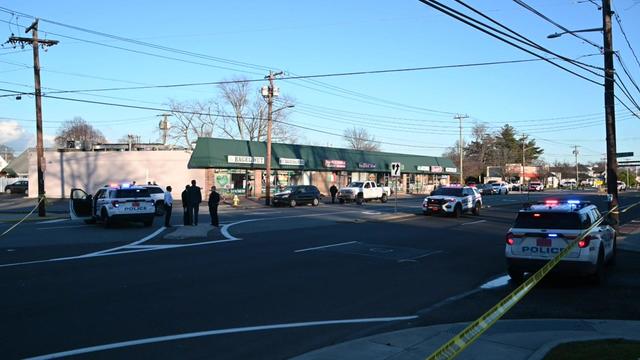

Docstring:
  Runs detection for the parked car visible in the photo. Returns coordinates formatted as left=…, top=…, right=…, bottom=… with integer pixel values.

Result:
left=272, top=185, right=321, bottom=207
left=4, top=180, right=28, bottom=195
left=560, top=180, right=576, bottom=189
left=617, top=181, right=626, bottom=192
left=491, top=182, right=509, bottom=195
left=143, top=185, right=165, bottom=215
left=528, top=181, right=544, bottom=192
left=477, top=183, right=496, bottom=195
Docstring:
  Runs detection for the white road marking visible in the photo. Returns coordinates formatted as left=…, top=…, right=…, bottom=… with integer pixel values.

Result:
left=398, top=250, right=443, bottom=262
left=480, top=275, right=510, bottom=289
left=37, top=218, right=69, bottom=224
left=294, top=241, right=357, bottom=253
left=362, top=211, right=382, bottom=215
left=83, top=227, right=166, bottom=256
left=461, top=220, right=487, bottom=226
left=25, top=315, right=418, bottom=359
left=37, top=224, right=90, bottom=230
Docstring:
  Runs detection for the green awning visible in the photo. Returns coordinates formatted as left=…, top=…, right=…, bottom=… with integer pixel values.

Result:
left=188, top=138, right=456, bottom=174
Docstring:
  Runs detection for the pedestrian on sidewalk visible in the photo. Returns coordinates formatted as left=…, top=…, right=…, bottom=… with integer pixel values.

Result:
left=188, top=179, right=202, bottom=226
left=208, top=186, right=221, bottom=227
left=181, top=185, right=191, bottom=226
left=330, top=184, right=338, bottom=204
left=163, top=186, right=173, bottom=227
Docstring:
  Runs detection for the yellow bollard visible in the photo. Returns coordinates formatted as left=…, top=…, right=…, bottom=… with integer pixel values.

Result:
left=232, top=194, right=240, bottom=207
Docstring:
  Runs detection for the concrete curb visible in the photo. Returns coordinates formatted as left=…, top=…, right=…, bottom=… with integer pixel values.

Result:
left=527, top=335, right=640, bottom=360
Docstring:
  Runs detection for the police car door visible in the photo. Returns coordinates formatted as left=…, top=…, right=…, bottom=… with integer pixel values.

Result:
left=592, top=208, right=613, bottom=251
left=462, top=188, right=473, bottom=210
left=69, top=188, right=93, bottom=220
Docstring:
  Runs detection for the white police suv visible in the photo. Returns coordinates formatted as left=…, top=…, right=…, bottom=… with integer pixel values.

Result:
left=69, top=183, right=156, bottom=227
left=422, top=186, right=482, bottom=217
left=505, top=199, right=616, bottom=283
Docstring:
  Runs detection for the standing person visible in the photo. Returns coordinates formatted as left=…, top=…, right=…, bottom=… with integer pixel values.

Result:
left=181, top=185, right=191, bottom=226
left=188, top=179, right=202, bottom=225
left=329, top=184, right=338, bottom=204
left=163, top=186, right=173, bottom=227
left=208, top=186, right=221, bottom=227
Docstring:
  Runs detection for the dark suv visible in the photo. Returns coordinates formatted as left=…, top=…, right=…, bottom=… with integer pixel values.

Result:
left=4, top=180, right=28, bottom=195
left=272, top=185, right=321, bottom=207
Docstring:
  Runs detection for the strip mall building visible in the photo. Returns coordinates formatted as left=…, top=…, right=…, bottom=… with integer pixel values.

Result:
left=188, top=138, right=457, bottom=196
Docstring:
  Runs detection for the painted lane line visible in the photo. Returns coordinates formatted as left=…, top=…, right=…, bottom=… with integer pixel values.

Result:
left=398, top=250, right=444, bottom=262
left=294, top=241, right=357, bottom=253
left=25, top=315, right=418, bottom=359
left=37, top=224, right=91, bottom=230
left=83, top=227, right=166, bottom=256
left=36, top=218, right=69, bottom=224
left=362, top=211, right=382, bottom=215
left=461, top=220, right=487, bottom=226
left=220, top=219, right=260, bottom=241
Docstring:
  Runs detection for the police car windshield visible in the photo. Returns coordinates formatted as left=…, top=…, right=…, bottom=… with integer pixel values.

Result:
left=514, top=212, right=581, bottom=229
left=432, top=188, right=463, bottom=196
left=115, top=188, right=150, bottom=198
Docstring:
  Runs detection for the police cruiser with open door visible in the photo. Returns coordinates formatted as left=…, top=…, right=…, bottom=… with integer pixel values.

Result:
left=69, top=183, right=156, bottom=227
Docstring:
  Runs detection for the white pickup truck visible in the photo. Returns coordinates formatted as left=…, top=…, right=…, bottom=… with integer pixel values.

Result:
left=338, top=181, right=391, bottom=204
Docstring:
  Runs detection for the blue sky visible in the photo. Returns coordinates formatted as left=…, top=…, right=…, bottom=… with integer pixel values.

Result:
left=1, top=0, right=639, bottom=165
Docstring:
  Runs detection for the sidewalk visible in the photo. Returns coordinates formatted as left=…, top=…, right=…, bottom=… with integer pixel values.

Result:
left=292, top=319, right=640, bottom=360
left=618, top=219, right=640, bottom=252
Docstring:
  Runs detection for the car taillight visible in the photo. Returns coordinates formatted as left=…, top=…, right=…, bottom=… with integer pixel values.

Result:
left=578, top=235, right=592, bottom=248
left=111, top=200, right=119, bottom=207
left=506, top=232, right=515, bottom=245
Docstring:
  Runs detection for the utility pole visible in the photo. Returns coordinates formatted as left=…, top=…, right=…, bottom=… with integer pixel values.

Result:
left=522, top=135, right=526, bottom=192
left=602, top=0, right=619, bottom=228
left=454, top=114, right=468, bottom=184
left=6, top=19, right=58, bottom=217
left=263, top=71, right=283, bottom=206
left=573, top=145, right=580, bottom=190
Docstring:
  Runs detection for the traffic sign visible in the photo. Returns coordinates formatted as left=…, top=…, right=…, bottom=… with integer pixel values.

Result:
left=390, top=162, right=401, bottom=177
left=616, top=152, right=634, bottom=158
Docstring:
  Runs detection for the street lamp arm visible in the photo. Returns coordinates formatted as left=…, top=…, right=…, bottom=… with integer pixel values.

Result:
left=547, top=27, right=603, bottom=38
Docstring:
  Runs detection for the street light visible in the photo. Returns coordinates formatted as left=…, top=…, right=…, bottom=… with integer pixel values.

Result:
left=547, top=27, right=603, bottom=38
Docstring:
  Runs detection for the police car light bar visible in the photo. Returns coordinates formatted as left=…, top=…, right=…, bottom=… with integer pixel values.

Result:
left=567, top=200, right=580, bottom=204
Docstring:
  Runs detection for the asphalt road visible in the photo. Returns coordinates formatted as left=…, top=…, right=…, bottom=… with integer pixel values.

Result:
left=1, top=190, right=639, bottom=359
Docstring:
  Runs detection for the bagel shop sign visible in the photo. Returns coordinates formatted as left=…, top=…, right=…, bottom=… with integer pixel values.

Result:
left=227, top=155, right=265, bottom=165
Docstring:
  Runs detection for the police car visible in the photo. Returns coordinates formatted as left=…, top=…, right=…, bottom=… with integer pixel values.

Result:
left=69, top=183, right=156, bottom=227
left=505, top=200, right=616, bottom=284
left=422, top=186, right=482, bottom=217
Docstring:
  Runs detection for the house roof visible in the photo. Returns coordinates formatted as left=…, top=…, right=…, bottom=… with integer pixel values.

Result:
left=188, top=138, right=456, bottom=174
left=1, top=150, right=29, bottom=176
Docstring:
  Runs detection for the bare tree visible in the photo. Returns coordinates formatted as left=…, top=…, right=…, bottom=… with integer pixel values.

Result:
left=166, top=77, right=297, bottom=149
left=343, top=127, right=380, bottom=151
left=218, top=77, right=296, bottom=143
left=54, top=117, right=107, bottom=147
left=167, top=99, right=218, bottom=150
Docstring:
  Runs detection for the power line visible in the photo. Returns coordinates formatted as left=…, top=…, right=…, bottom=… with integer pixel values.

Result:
left=613, top=11, right=640, bottom=69
left=513, top=0, right=602, bottom=50
left=418, top=0, right=604, bottom=86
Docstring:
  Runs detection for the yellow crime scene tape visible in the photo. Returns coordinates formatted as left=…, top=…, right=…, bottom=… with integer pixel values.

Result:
left=426, top=203, right=620, bottom=360
left=0, top=197, right=46, bottom=238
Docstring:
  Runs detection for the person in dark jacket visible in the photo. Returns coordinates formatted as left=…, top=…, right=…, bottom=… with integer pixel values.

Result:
left=181, top=185, right=191, bottom=226
left=329, top=184, right=338, bottom=204
left=188, top=180, right=202, bottom=225
left=208, top=186, right=221, bottom=227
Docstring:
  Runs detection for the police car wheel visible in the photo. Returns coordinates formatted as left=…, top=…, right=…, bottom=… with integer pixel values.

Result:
left=101, top=209, right=111, bottom=228
left=452, top=204, right=462, bottom=218
left=472, top=202, right=481, bottom=216
left=607, top=236, right=617, bottom=266
left=590, top=247, right=605, bottom=285
left=507, top=268, right=524, bottom=284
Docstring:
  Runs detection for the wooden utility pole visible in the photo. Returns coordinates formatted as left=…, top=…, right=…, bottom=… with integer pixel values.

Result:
left=573, top=145, right=580, bottom=189
left=454, top=114, right=468, bottom=184
left=602, top=0, right=619, bottom=228
left=7, top=19, right=58, bottom=217
left=263, top=71, right=283, bottom=206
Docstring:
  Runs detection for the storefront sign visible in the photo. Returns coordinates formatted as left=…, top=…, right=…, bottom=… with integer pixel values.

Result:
left=358, top=162, right=376, bottom=169
left=431, top=166, right=443, bottom=173
left=417, top=166, right=431, bottom=172
left=324, top=159, right=346, bottom=169
left=445, top=167, right=457, bottom=173
left=227, top=155, right=265, bottom=165
left=279, top=158, right=305, bottom=166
